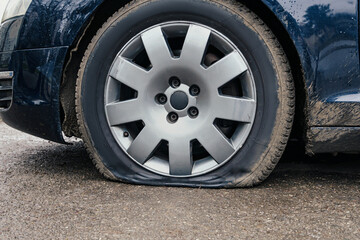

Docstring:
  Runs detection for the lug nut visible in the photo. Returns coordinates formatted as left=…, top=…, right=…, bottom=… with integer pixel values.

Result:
left=188, top=107, right=199, bottom=118
left=168, top=112, right=179, bottom=123
left=169, top=77, right=181, bottom=88
left=190, top=85, right=200, bottom=96
left=123, top=131, right=130, bottom=137
left=156, top=94, right=167, bottom=105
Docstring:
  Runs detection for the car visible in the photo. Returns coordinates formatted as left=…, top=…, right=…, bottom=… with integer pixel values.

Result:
left=0, top=0, right=359, bottom=188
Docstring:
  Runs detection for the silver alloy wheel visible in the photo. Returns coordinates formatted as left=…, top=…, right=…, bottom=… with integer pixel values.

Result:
left=105, top=22, right=257, bottom=177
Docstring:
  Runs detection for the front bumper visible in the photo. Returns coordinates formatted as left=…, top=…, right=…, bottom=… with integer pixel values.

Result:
left=0, top=47, right=67, bottom=143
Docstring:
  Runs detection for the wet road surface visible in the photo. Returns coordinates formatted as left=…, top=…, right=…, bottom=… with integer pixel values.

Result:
left=0, top=120, right=359, bottom=239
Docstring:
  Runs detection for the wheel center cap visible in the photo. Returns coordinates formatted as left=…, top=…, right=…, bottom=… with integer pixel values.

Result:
left=170, top=91, right=189, bottom=110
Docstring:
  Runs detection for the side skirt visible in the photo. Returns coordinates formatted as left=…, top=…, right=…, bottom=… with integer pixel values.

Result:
left=307, top=127, right=360, bottom=154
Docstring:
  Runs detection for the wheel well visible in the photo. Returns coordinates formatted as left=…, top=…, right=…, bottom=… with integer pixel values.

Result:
left=241, top=1, right=308, bottom=143
left=61, top=0, right=308, bottom=141
left=61, top=0, right=132, bottom=137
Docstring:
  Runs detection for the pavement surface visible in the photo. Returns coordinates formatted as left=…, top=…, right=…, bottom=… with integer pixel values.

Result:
left=0, top=119, right=360, bottom=240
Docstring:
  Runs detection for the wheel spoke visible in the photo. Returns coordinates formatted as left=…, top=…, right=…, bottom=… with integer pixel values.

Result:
left=141, top=26, right=172, bottom=67
left=198, top=125, right=235, bottom=164
left=109, top=57, right=149, bottom=92
left=181, top=24, right=211, bottom=65
left=206, top=51, right=248, bottom=88
left=169, top=140, right=193, bottom=175
left=214, top=96, right=256, bottom=123
left=106, top=99, right=143, bottom=126
left=128, top=127, right=161, bottom=164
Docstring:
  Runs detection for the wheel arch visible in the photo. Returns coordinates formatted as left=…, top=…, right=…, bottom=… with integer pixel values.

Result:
left=61, top=0, right=132, bottom=137
left=241, top=0, right=309, bottom=144
left=60, top=0, right=309, bottom=142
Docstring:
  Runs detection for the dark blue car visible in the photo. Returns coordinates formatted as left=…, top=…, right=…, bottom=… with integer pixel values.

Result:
left=0, top=0, right=359, bottom=187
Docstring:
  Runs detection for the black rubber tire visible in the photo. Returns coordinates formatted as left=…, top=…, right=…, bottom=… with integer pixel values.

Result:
left=75, top=0, right=295, bottom=188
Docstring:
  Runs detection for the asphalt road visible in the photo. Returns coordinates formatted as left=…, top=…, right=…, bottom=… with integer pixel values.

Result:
left=0, top=119, right=359, bottom=240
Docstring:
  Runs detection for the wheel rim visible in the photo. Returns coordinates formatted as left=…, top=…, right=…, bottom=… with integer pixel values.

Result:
left=105, top=22, right=257, bottom=177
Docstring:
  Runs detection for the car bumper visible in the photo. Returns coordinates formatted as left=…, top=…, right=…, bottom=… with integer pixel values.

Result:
left=0, top=47, right=67, bottom=143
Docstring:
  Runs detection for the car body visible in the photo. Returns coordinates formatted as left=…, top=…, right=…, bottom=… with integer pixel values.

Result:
left=0, top=0, right=359, bottom=187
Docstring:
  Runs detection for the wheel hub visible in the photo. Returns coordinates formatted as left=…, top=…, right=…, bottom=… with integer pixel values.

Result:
left=170, top=91, right=188, bottom=110
left=163, top=84, right=197, bottom=118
